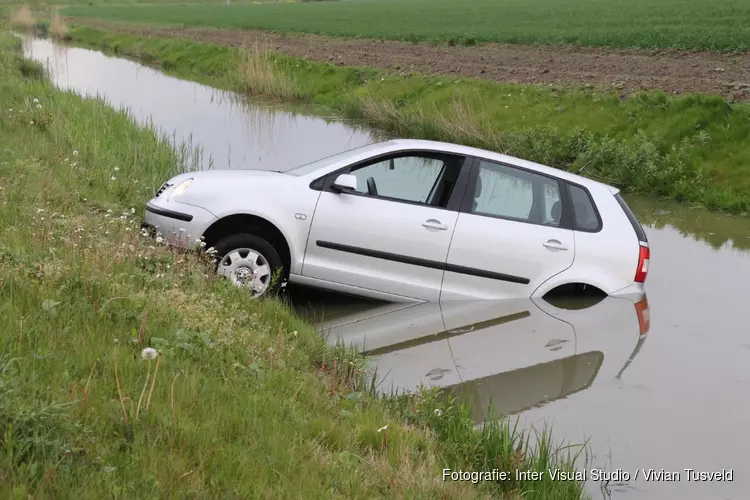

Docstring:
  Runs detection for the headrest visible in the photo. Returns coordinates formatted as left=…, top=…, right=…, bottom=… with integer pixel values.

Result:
left=551, top=201, right=562, bottom=222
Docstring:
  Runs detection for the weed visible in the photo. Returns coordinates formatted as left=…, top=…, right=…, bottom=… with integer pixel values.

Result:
left=50, top=9, right=71, bottom=41
left=9, top=6, right=35, bottom=31
left=237, top=42, right=309, bottom=101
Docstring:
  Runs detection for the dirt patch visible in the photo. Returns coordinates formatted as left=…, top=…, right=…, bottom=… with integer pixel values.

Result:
left=73, top=19, right=750, bottom=101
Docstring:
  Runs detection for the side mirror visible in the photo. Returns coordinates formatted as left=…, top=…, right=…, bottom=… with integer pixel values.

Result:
left=331, top=173, right=357, bottom=193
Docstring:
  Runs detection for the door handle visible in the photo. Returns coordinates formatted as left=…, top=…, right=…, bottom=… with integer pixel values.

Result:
left=543, top=239, right=568, bottom=251
left=422, top=219, right=449, bottom=231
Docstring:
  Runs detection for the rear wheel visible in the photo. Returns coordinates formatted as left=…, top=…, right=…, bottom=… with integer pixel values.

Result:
left=213, top=233, right=284, bottom=298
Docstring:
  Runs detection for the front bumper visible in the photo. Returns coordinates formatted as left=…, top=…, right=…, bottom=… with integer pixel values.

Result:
left=142, top=200, right=218, bottom=248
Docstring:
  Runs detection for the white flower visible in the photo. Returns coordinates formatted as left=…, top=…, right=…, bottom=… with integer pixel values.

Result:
left=36, top=104, right=42, bottom=109
left=377, top=425, right=388, bottom=433
left=64, top=158, right=69, bottom=162
left=156, top=236, right=163, bottom=244
left=434, top=409, right=442, bottom=417
left=73, top=150, right=79, bottom=156
left=141, top=347, right=158, bottom=360
left=130, top=208, right=135, bottom=214
left=33, top=98, right=39, bottom=104
left=291, top=330, right=298, bottom=337
left=71, top=162, right=77, bottom=167
left=29, top=120, right=34, bottom=125
left=111, top=176, right=116, bottom=181
left=267, top=347, right=275, bottom=354
left=114, top=167, right=120, bottom=172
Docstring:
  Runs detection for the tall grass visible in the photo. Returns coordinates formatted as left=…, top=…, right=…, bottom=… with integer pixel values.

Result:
left=50, top=8, right=70, bottom=40
left=0, top=32, right=585, bottom=499
left=9, top=6, right=35, bottom=30
left=237, top=42, right=309, bottom=101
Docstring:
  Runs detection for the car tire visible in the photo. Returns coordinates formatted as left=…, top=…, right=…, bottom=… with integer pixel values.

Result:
left=213, top=233, right=285, bottom=298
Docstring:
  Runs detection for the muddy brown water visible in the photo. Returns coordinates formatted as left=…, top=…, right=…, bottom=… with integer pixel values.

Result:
left=22, top=37, right=750, bottom=500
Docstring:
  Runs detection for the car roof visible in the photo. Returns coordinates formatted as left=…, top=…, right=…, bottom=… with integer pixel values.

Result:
left=384, top=138, right=619, bottom=193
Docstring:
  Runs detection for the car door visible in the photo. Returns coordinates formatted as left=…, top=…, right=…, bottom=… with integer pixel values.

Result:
left=440, top=158, right=575, bottom=300
left=302, top=151, right=470, bottom=301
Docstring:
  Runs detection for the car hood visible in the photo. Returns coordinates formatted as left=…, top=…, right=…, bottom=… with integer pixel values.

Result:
left=166, top=169, right=286, bottom=185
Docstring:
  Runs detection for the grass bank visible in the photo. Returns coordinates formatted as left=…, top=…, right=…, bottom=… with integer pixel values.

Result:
left=0, top=31, right=586, bottom=499
left=61, top=0, right=750, bottom=51
left=67, top=26, right=750, bottom=214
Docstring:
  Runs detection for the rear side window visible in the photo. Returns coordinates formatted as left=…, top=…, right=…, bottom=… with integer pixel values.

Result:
left=615, top=193, right=648, bottom=243
left=567, top=184, right=602, bottom=232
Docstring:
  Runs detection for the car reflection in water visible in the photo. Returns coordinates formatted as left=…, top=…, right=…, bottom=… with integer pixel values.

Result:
left=318, top=293, right=650, bottom=424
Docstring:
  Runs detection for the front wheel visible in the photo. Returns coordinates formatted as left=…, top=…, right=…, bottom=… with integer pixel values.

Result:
left=213, top=233, right=285, bottom=298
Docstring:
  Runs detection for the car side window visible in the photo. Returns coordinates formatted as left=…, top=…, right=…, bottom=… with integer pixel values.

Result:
left=472, top=160, right=563, bottom=227
left=567, top=183, right=601, bottom=232
left=348, top=154, right=462, bottom=207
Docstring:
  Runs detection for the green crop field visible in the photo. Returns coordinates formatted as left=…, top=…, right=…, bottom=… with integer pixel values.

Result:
left=62, top=0, right=750, bottom=51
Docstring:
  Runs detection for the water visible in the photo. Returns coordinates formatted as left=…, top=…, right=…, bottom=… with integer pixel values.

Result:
left=22, top=36, right=750, bottom=500
left=21, top=35, right=381, bottom=171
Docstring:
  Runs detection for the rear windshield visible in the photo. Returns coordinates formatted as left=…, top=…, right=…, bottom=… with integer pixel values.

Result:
left=615, top=194, right=648, bottom=243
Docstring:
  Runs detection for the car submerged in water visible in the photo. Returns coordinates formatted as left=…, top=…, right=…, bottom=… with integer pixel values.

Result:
left=143, top=139, right=650, bottom=301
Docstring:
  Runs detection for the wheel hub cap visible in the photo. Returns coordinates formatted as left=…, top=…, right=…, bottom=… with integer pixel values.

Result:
left=216, top=248, right=272, bottom=297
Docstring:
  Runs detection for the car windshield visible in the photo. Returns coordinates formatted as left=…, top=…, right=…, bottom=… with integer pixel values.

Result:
left=283, top=142, right=390, bottom=177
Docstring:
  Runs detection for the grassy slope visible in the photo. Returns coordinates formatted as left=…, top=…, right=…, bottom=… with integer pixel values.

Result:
left=0, top=32, right=586, bottom=500
left=62, top=0, right=750, bottom=51
left=67, top=26, right=750, bottom=214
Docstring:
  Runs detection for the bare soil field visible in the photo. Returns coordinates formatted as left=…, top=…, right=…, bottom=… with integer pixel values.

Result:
left=73, top=18, right=750, bottom=101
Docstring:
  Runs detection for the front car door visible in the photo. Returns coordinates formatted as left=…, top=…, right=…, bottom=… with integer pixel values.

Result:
left=441, top=157, right=575, bottom=300
left=302, top=151, right=471, bottom=301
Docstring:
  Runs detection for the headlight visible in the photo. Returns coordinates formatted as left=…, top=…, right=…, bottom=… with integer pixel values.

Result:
left=168, top=178, right=193, bottom=202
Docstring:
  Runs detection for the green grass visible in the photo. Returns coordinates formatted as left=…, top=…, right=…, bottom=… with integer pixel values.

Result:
left=62, top=0, right=750, bottom=51
left=0, top=30, right=586, bottom=499
left=68, top=26, right=750, bottom=214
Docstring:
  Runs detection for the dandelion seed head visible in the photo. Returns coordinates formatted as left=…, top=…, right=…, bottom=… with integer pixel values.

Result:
left=141, top=347, right=158, bottom=360
left=73, top=150, right=79, bottom=156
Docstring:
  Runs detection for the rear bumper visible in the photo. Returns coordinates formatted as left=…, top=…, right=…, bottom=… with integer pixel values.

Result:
left=142, top=199, right=217, bottom=249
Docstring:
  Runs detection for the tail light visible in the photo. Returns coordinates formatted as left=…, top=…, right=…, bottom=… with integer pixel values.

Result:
left=634, top=244, right=650, bottom=283
left=634, top=296, right=650, bottom=336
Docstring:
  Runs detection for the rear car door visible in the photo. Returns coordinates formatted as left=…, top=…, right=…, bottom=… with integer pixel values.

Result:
left=441, top=158, right=575, bottom=299
left=302, top=151, right=470, bottom=301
